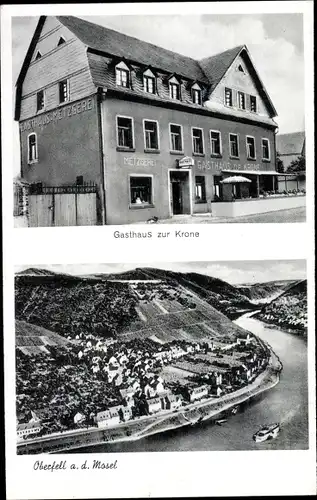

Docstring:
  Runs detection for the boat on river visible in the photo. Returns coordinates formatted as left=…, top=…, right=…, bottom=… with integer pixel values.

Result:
left=216, top=419, right=227, bottom=426
left=253, top=423, right=280, bottom=442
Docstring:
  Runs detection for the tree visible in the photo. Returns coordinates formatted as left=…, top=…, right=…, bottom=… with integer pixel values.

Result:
left=287, top=155, right=306, bottom=173
left=276, top=151, right=285, bottom=173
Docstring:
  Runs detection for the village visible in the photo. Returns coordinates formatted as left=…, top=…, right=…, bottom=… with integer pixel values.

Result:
left=17, top=325, right=270, bottom=441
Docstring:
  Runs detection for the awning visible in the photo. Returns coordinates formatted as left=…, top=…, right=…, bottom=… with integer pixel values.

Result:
left=220, top=176, right=252, bottom=184
left=222, top=169, right=278, bottom=176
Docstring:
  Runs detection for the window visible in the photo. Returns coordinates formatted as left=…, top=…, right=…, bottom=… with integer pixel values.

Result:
left=117, top=116, right=134, bottom=149
left=213, top=176, right=221, bottom=199
left=250, top=95, right=257, bottom=112
left=130, top=176, right=152, bottom=206
left=143, top=69, right=156, bottom=94
left=195, top=176, right=206, bottom=202
left=237, top=91, right=246, bottom=110
left=59, top=80, right=69, bottom=103
left=210, top=131, right=222, bottom=156
left=262, top=138, right=270, bottom=160
left=192, top=128, right=204, bottom=155
left=229, top=134, right=239, bottom=158
left=237, top=64, right=245, bottom=73
left=225, top=88, right=233, bottom=107
left=115, top=62, right=130, bottom=88
left=57, top=37, right=66, bottom=46
left=169, top=124, right=183, bottom=152
left=192, top=84, right=202, bottom=105
left=169, top=77, right=181, bottom=100
left=35, top=51, right=42, bottom=60
left=76, top=175, right=84, bottom=185
left=144, top=120, right=159, bottom=150
left=36, top=90, right=44, bottom=112
left=28, top=133, right=38, bottom=163
left=246, top=136, right=256, bottom=160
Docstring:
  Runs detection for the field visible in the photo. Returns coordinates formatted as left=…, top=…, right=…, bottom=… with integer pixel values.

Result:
left=16, top=320, right=73, bottom=356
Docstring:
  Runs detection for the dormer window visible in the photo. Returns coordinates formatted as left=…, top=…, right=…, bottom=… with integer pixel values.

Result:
left=192, top=83, right=202, bottom=105
left=35, top=51, right=42, bottom=61
left=115, top=61, right=130, bottom=88
left=169, top=76, right=181, bottom=100
left=143, top=69, right=156, bottom=94
left=57, top=37, right=66, bottom=47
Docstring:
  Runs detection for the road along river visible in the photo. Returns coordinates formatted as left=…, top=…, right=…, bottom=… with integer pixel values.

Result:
left=68, top=314, right=308, bottom=453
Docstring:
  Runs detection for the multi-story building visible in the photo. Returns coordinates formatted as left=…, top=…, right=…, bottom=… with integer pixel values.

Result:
left=15, top=16, right=279, bottom=225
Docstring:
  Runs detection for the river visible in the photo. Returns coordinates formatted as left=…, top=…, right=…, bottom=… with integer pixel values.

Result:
left=73, top=315, right=308, bottom=452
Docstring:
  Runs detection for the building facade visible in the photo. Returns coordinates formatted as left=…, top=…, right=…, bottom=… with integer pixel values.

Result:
left=15, top=16, right=279, bottom=225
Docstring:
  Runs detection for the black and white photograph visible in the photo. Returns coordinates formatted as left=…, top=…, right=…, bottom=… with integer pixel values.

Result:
left=15, top=260, right=308, bottom=455
left=12, top=12, right=306, bottom=227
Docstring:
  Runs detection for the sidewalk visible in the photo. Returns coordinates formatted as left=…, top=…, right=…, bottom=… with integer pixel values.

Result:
left=154, top=206, right=306, bottom=224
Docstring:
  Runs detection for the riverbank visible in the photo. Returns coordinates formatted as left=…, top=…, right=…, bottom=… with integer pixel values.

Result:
left=253, top=314, right=307, bottom=337
left=17, top=342, right=282, bottom=455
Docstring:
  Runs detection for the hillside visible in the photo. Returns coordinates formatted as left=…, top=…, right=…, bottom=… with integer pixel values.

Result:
left=15, top=267, right=250, bottom=343
left=16, top=320, right=74, bottom=356
left=236, top=280, right=298, bottom=303
left=255, top=280, right=307, bottom=334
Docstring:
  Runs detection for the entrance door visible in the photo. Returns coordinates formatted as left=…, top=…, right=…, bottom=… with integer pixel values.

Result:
left=170, top=171, right=190, bottom=215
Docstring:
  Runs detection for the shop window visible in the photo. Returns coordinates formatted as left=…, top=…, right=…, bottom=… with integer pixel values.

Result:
left=237, top=91, right=246, bottom=110
left=169, top=124, right=183, bottom=152
left=144, top=120, right=159, bottom=150
left=224, top=87, right=233, bottom=107
left=115, top=62, right=130, bottom=88
left=195, top=176, right=206, bottom=203
left=213, top=176, right=221, bottom=199
left=36, top=90, right=45, bottom=112
left=169, top=77, right=181, bottom=100
left=262, top=138, right=270, bottom=160
left=143, top=69, right=156, bottom=94
left=192, top=128, right=204, bottom=155
left=59, top=80, right=69, bottom=103
left=250, top=95, right=257, bottom=112
left=229, top=134, right=239, bottom=158
left=130, top=176, right=153, bottom=206
left=117, top=116, right=134, bottom=149
left=28, top=133, right=38, bottom=163
left=210, top=130, right=222, bottom=156
left=246, top=136, right=256, bottom=160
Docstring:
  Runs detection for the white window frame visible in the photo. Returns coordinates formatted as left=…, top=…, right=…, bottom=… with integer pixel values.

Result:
left=237, top=91, right=246, bottom=111
left=261, top=138, right=271, bottom=161
left=115, top=61, right=130, bottom=88
left=191, top=127, right=205, bottom=155
left=143, top=69, right=156, bottom=94
left=36, top=90, right=45, bottom=112
left=224, top=87, right=233, bottom=107
left=210, top=129, right=222, bottom=156
left=27, top=132, right=38, bottom=164
left=58, top=79, right=70, bottom=104
left=169, top=76, right=181, bottom=100
left=116, top=115, right=135, bottom=149
left=229, top=133, right=240, bottom=159
left=246, top=135, right=256, bottom=160
left=169, top=123, right=184, bottom=153
left=250, top=95, right=257, bottom=113
left=191, top=83, right=202, bottom=105
left=143, top=119, right=160, bottom=151
left=129, top=173, right=154, bottom=208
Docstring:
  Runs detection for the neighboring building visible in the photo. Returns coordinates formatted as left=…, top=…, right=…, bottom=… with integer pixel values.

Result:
left=166, top=393, right=182, bottom=410
left=146, top=397, right=162, bottom=414
left=17, top=421, right=42, bottom=440
left=15, top=16, right=279, bottom=226
left=188, top=385, right=209, bottom=402
left=95, top=407, right=120, bottom=428
left=276, top=132, right=305, bottom=171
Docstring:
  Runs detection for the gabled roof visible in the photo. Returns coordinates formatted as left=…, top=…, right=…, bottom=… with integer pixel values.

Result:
left=199, top=45, right=244, bottom=93
left=200, top=44, right=277, bottom=117
left=57, top=16, right=208, bottom=83
left=276, top=132, right=305, bottom=155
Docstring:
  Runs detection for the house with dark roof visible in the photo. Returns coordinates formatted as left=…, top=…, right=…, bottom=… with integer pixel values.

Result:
left=15, top=16, right=281, bottom=225
left=276, top=132, right=305, bottom=170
